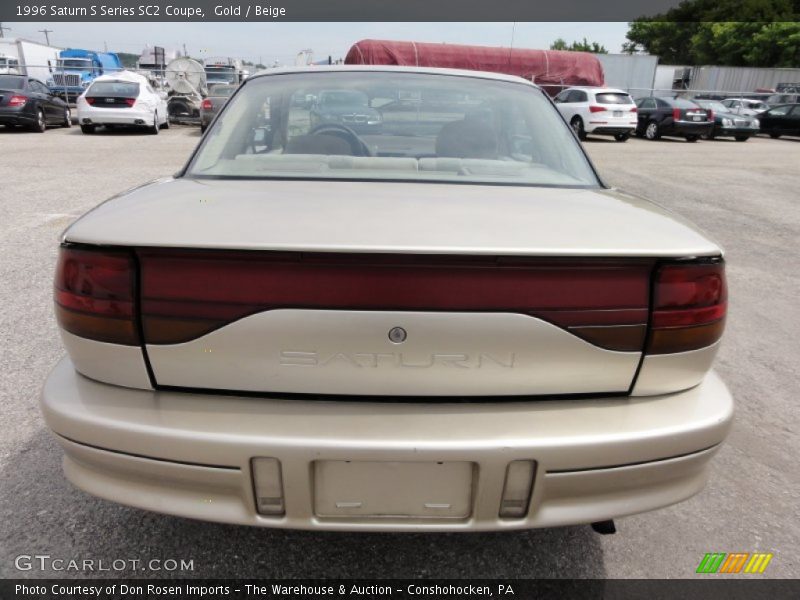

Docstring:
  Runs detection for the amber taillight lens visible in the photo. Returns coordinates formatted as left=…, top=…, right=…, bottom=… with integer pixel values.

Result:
left=646, top=261, right=727, bottom=355
left=54, top=246, right=139, bottom=345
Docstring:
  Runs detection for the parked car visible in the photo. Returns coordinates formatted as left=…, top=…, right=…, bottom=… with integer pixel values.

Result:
left=76, top=71, right=168, bottom=134
left=758, top=104, right=800, bottom=138
left=694, top=100, right=759, bottom=141
left=0, top=74, right=71, bottom=132
left=200, top=84, right=237, bottom=133
left=309, top=89, right=383, bottom=133
left=720, top=98, right=768, bottom=116
left=634, top=96, right=713, bottom=142
left=42, top=66, right=732, bottom=532
left=553, top=87, right=638, bottom=141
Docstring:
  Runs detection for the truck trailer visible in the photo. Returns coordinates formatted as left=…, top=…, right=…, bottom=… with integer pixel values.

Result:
left=344, top=39, right=604, bottom=96
left=0, top=38, right=61, bottom=82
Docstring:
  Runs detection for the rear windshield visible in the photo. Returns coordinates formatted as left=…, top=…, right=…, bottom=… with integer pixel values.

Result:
left=187, top=71, right=600, bottom=188
left=0, top=75, right=25, bottom=90
left=669, top=98, right=701, bottom=109
left=594, top=92, right=633, bottom=105
left=87, top=82, right=139, bottom=97
left=209, top=84, right=237, bottom=97
left=696, top=100, right=727, bottom=113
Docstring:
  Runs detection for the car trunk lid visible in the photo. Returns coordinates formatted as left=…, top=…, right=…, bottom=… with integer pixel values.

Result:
left=62, top=178, right=723, bottom=398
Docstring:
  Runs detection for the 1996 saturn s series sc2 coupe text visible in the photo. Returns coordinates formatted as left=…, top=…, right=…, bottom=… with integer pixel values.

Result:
left=41, top=66, right=732, bottom=531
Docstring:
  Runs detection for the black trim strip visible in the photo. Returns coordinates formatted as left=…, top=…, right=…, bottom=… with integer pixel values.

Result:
left=130, top=249, right=158, bottom=388
left=56, top=433, right=240, bottom=471
left=547, top=443, right=720, bottom=474
left=152, top=383, right=630, bottom=404
left=626, top=255, right=725, bottom=395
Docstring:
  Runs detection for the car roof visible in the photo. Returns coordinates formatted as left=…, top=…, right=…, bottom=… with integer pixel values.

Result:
left=247, top=65, right=540, bottom=88
left=90, top=70, right=149, bottom=85
left=561, top=86, right=629, bottom=94
left=653, top=96, right=697, bottom=104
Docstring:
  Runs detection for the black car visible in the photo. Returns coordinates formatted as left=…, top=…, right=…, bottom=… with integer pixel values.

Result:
left=758, top=104, right=800, bottom=139
left=634, top=96, right=713, bottom=142
left=309, top=89, right=383, bottom=134
left=0, top=74, right=72, bottom=132
left=694, top=100, right=760, bottom=141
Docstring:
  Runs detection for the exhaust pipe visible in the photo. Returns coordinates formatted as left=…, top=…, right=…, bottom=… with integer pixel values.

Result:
left=591, top=520, right=616, bottom=535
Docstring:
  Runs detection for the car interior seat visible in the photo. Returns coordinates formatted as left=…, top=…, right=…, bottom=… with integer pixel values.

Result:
left=435, top=117, right=499, bottom=159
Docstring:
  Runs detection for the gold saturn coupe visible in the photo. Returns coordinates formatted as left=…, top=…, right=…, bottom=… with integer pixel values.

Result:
left=42, top=66, right=732, bottom=532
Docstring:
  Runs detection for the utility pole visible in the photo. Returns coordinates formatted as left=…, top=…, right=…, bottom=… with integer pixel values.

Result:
left=39, top=28, right=54, bottom=45
left=0, top=23, right=12, bottom=38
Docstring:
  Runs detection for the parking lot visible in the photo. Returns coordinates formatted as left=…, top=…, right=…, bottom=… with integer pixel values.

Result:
left=0, top=126, right=798, bottom=579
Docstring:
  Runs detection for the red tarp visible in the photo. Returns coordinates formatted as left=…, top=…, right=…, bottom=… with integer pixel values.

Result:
left=345, top=39, right=604, bottom=95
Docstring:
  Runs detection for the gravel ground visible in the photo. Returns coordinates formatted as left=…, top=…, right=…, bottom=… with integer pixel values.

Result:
left=0, top=125, right=797, bottom=579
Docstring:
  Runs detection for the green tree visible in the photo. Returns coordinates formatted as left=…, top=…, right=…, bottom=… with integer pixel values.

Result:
left=623, top=0, right=800, bottom=67
left=550, top=37, right=608, bottom=53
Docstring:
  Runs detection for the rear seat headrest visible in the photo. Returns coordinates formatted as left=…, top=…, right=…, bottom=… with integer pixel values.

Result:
left=435, top=119, right=499, bottom=159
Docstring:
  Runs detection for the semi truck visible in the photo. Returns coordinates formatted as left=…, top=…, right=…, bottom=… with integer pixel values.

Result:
left=47, top=48, right=123, bottom=101
left=203, top=57, right=245, bottom=86
left=0, top=54, right=21, bottom=74
left=0, top=38, right=61, bottom=82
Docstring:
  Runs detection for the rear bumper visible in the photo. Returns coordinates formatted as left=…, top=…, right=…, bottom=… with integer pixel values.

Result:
left=587, top=126, right=636, bottom=136
left=41, top=357, right=734, bottom=531
left=664, top=121, right=714, bottom=136
left=0, top=108, right=33, bottom=125
left=78, top=107, right=155, bottom=126
left=715, top=126, right=757, bottom=137
left=584, top=118, right=637, bottom=134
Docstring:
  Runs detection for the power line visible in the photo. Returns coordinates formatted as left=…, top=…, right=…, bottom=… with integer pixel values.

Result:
left=39, top=28, right=54, bottom=45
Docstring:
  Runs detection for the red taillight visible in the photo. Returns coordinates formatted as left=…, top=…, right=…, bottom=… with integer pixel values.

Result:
left=629, top=106, right=637, bottom=113
left=672, top=108, right=681, bottom=121
left=708, top=109, right=714, bottom=121
left=124, top=98, right=135, bottom=107
left=647, top=261, right=727, bottom=355
left=54, top=246, right=139, bottom=345
left=201, top=99, right=213, bottom=110
left=84, top=97, right=96, bottom=105
left=8, top=95, right=27, bottom=107
left=589, top=105, right=606, bottom=113
left=138, top=250, right=653, bottom=349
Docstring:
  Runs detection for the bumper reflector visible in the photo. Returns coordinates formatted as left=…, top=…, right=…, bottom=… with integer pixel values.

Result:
left=251, top=458, right=285, bottom=516
left=499, top=460, right=536, bottom=518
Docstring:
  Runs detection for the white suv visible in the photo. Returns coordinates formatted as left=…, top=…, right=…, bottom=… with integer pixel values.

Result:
left=554, top=87, right=638, bottom=142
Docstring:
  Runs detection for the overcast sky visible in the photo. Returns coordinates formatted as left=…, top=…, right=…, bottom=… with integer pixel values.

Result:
left=5, top=22, right=630, bottom=64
